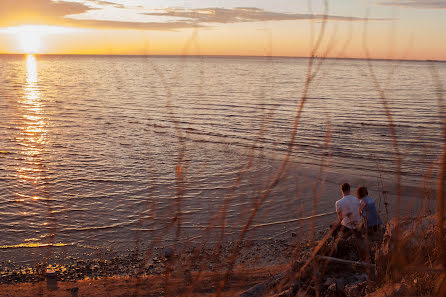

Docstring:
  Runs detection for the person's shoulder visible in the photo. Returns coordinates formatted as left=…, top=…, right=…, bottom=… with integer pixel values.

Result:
left=335, top=197, right=344, bottom=206
left=366, top=196, right=376, bottom=203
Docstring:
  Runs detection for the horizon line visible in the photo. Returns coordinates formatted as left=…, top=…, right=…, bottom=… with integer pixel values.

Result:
left=0, top=53, right=444, bottom=63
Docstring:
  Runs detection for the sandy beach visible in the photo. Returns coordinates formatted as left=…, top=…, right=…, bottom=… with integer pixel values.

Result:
left=0, top=236, right=311, bottom=296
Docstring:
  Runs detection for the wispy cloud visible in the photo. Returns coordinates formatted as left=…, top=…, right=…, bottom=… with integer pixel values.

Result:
left=62, top=19, right=202, bottom=30
left=378, top=0, right=446, bottom=9
left=0, top=0, right=387, bottom=31
left=144, top=7, right=375, bottom=23
left=0, top=0, right=201, bottom=30
left=88, top=0, right=126, bottom=9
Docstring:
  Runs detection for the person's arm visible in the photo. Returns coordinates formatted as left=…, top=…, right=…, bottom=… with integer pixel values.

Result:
left=359, top=200, right=366, bottom=217
left=336, top=201, right=343, bottom=222
left=337, top=211, right=343, bottom=222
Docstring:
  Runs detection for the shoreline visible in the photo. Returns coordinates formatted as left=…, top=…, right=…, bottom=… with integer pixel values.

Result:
left=1, top=214, right=442, bottom=296
left=0, top=165, right=435, bottom=285
left=0, top=53, right=444, bottom=63
left=0, top=236, right=315, bottom=285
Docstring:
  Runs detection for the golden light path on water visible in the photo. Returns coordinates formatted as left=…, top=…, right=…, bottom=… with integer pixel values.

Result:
left=8, top=55, right=54, bottom=249
left=16, top=55, right=47, bottom=190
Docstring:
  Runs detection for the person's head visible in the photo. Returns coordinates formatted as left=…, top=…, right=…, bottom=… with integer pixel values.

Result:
left=356, top=186, right=368, bottom=199
left=341, top=183, right=350, bottom=196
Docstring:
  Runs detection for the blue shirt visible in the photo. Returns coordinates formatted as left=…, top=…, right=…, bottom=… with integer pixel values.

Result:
left=360, top=196, right=382, bottom=227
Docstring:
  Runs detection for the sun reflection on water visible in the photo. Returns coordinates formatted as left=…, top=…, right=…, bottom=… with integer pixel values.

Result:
left=12, top=57, right=56, bottom=249
left=26, top=54, right=38, bottom=84
left=16, top=54, right=47, bottom=187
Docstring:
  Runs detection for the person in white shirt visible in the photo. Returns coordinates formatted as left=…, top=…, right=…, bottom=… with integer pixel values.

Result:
left=333, top=183, right=361, bottom=237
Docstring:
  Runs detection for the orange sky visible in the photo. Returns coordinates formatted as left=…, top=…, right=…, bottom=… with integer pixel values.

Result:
left=0, top=0, right=445, bottom=60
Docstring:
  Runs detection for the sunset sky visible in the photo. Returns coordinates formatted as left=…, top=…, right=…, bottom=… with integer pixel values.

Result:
left=0, top=0, right=445, bottom=60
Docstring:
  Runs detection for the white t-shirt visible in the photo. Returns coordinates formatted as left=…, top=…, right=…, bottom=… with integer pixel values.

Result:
left=335, top=195, right=361, bottom=228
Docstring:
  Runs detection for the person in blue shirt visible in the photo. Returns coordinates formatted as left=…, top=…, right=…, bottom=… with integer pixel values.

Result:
left=356, top=186, right=382, bottom=233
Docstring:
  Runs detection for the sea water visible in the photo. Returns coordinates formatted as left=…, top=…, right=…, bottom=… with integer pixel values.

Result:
left=0, top=55, right=444, bottom=262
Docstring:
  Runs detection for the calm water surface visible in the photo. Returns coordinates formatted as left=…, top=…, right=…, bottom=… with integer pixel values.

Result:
left=0, top=55, right=444, bottom=262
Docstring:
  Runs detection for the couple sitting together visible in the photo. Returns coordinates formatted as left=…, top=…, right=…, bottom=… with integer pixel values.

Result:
left=334, top=182, right=382, bottom=238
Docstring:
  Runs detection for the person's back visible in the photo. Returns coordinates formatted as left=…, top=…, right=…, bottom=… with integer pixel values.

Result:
left=356, top=186, right=382, bottom=232
left=336, top=194, right=361, bottom=229
left=360, top=195, right=382, bottom=228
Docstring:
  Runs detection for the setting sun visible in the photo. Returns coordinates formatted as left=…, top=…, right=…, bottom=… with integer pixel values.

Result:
left=0, top=25, right=80, bottom=54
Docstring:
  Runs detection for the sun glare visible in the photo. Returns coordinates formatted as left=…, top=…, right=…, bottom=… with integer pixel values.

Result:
left=0, top=25, right=79, bottom=54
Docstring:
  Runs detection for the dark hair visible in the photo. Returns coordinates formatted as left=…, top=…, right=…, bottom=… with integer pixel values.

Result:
left=356, top=186, right=368, bottom=199
left=341, top=183, right=350, bottom=193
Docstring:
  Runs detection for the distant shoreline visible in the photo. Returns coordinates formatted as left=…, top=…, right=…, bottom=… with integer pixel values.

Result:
left=0, top=53, right=444, bottom=63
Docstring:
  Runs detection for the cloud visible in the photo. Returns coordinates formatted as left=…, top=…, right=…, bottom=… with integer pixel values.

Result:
left=87, top=0, right=126, bottom=9
left=144, top=7, right=374, bottom=23
left=0, top=0, right=90, bottom=26
left=378, top=0, right=446, bottom=9
left=62, top=19, right=203, bottom=30
left=0, top=0, right=386, bottom=31
left=0, top=0, right=202, bottom=30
